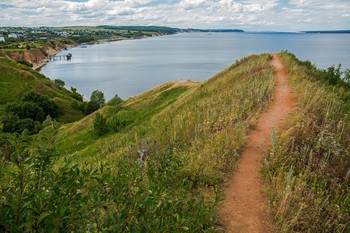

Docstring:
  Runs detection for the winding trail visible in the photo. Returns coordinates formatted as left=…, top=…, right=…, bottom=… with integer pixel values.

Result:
left=218, top=54, right=296, bottom=232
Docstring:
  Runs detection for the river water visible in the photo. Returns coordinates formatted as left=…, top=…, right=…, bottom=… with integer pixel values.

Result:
left=40, top=32, right=350, bottom=100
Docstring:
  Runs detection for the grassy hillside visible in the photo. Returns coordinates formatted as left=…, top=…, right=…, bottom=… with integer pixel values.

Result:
left=54, top=80, right=198, bottom=162
left=0, top=54, right=276, bottom=232
left=2, top=51, right=349, bottom=232
left=0, top=56, right=84, bottom=122
left=263, top=52, right=350, bottom=232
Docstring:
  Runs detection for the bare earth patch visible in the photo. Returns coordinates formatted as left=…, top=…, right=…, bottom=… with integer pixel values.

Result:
left=218, top=54, right=296, bottom=232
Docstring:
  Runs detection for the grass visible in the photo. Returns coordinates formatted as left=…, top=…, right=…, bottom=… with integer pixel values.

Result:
left=263, top=51, right=350, bottom=232
left=0, top=56, right=84, bottom=123
left=2, top=51, right=349, bottom=231
left=0, top=53, right=276, bottom=232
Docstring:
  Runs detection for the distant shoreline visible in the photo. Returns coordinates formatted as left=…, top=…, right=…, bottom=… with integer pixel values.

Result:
left=35, top=35, right=156, bottom=72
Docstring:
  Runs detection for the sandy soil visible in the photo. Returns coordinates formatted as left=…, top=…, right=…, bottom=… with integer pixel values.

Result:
left=218, top=54, right=296, bottom=232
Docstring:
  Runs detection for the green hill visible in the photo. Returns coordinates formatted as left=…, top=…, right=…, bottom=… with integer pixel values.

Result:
left=0, top=55, right=84, bottom=123
left=0, top=52, right=349, bottom=232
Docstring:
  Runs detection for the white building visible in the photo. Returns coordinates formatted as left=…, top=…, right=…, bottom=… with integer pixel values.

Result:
left=0, top=35, right=5, bottom=42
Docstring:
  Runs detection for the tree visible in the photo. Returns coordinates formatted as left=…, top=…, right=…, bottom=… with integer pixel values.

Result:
left=84, top=101, right=100, bottom=115
left=54, top=79, right=65, bottom=87
left=93, top=113, right=108, bottom=136
left=107, top=94, right=123, bottom=106
left=90, top=90, right=105, bottom=108
left=344, top=69, right=350, bottom=84
left=71, top=87, right=77, bottom=93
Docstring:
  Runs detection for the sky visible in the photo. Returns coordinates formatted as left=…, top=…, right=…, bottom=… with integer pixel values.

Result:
left=0, top=0, right=349, bottom=31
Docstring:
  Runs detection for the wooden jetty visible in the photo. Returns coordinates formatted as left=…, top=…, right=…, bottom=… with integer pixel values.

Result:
left=50, top=53, right=72, bottom=61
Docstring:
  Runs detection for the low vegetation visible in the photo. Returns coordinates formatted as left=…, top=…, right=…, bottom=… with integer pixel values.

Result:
left=0, top=54, right=276, bottom=231
left=263, top=51, right=350, bottom=232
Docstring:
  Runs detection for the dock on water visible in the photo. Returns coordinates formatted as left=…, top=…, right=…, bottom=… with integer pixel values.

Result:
left=50, top=53, right=72, bottom=61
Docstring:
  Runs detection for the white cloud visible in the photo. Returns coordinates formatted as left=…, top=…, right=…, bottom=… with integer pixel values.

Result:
left=0, top=0, right=349, bottom=31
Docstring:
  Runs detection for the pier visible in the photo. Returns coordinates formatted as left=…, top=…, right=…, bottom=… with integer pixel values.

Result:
left=50, top=53, right=72, bottom=61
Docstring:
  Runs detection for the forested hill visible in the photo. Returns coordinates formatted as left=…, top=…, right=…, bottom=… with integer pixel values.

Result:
left=97, top=25, right=245, bottom=33
left=97, top=25, right=181, bottom=34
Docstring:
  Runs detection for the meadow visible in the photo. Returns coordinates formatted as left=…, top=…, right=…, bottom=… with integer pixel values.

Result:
left=0, top=54, right=275, bottom=232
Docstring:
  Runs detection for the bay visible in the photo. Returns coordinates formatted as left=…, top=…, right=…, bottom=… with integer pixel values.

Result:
left=40, top=32, right=350, bottom=100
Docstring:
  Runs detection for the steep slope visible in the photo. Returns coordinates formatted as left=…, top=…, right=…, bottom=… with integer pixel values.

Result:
left=48, top=54, right=275, bottom=230
left=2, top=40, right=76, bottom=69
left=0, top=56, right=84, bottom=122
left=54, top=80, right=198, bottom=162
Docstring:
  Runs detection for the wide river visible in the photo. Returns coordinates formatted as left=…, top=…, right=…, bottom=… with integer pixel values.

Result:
left=41, top=32, right=350, bottom=100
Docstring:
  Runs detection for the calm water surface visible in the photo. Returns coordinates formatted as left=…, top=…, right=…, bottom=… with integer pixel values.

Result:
left=40, top=33, right=350, bottom=100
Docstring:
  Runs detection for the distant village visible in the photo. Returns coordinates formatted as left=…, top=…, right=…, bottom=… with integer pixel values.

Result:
left=0, top=27, right=83, bottom=42
left=0, top=26, right=156, bottom=50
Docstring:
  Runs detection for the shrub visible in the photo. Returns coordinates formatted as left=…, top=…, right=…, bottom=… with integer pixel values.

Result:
left=93, top=112, right=109, bottom=136
left=1, top=114, right=40, bottom=134
left=16, top=59, right=33, bottom=67
left=6, top=102, right=45, bottom=122
left=53, top=79, right=65, bottom=87
left=109, top=115, right=127, bottom=133
left=22, top=91, right=59, bottom=118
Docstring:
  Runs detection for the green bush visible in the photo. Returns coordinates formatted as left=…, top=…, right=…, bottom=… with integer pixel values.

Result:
left=53, top=79, right=65, bottom=87
left=1, top=92, right=60, bottom=134
left=16, top=59, right=33, bottom=67
left=69, top=87, right=83, bottom=101
left=93, top=113, right=109, bottom=136
left=109, top=115, right=128, bottom=133
left=22, top=91, right=59, bottom=118
left=6, top=102, right=45, bottom=122
left=0, top=130, right=216, bottom=232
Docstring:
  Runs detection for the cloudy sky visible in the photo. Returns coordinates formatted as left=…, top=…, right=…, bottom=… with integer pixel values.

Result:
left=0, top=0, right=349, bottom=31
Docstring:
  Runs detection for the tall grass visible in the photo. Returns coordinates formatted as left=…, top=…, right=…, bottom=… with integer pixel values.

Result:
left=1, top=54, right=276, bottom=231
left=263, top=51, right=350, bottom=232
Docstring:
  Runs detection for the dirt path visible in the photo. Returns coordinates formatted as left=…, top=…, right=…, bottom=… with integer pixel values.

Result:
left=218, top=54, right=296, bottom=232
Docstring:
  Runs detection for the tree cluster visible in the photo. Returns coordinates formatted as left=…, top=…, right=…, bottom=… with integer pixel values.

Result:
left=1, top=92, right=59, bottom=134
